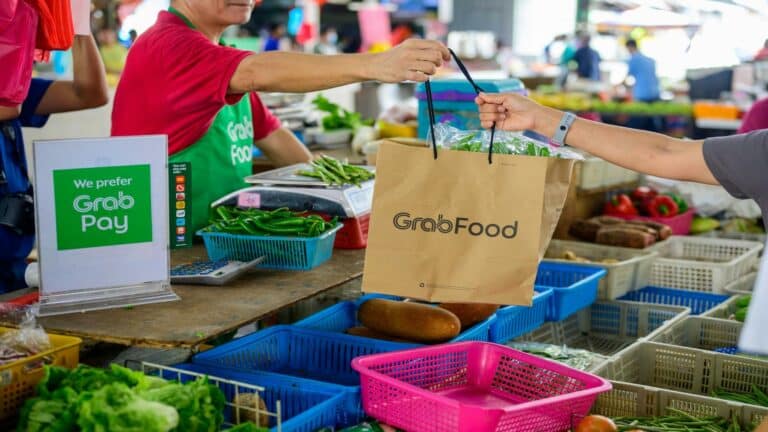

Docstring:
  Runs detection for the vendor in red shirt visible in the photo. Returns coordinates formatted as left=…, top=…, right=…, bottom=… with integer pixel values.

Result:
left=112, top=0, right=449, bottom=233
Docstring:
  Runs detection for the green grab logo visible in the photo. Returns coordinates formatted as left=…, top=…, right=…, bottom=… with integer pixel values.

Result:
left=53, top=164, right=153, bottom=250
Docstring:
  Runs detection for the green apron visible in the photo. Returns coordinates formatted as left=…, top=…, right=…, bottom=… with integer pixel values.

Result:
left=167, top=7, right=254, bottom=234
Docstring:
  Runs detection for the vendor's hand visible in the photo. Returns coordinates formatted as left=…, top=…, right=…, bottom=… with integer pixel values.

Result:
left=370, top=39, right=450, bottom=83
left=476, top=93, right=543, bottom=132
left=71, top=0, right=92, bottom=36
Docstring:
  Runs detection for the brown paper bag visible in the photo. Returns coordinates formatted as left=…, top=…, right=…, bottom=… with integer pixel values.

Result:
left=362, top=140, right=574, bottom=305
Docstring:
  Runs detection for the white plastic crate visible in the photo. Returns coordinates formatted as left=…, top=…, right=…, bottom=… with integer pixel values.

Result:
left=593, top=380, right=767, bottom=428
left=577, top=155, right=640, bottom=191
left=702, top=293, right=750, bottom=320
left=545, top=240, right=657, bottom=300
left=649, top=316, right=743, bottom=353
left=595, top=342, right=768, bottom=416
left=723, top=272, right=757, bottom=296
left=648, top=236, right=762, bottom=293
left=516, top=301, right=689, bottom=365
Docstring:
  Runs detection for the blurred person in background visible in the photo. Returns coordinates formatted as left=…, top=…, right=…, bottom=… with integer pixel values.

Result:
left=98, top=28, right=128, bottom=76
left=572, top=34, right=601, bottom=81
left=625, top=38, right=661, bottom=132
left=263, top=22, right=285, bottom=52
left=314, top=27, right=339, bottom=55
left=754, top=38, right=768, bottom=61
left=544, top=34, right=568, bottom=64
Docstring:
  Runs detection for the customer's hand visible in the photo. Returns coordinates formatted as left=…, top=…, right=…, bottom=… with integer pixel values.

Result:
left=370, top=39, right=451, bottom=83
left=476, top=93, right=544, bottom=132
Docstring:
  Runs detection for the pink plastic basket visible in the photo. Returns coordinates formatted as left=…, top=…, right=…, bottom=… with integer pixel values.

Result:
left=610, top=209, right=695, bottom=235
left=351, top=342, right=612, bottom=432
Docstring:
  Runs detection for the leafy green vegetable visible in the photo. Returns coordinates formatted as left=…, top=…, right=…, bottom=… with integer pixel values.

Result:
left=18, top=364, right=228, bottom=432
left=313, top=94, right=373, bottom=131
left=451, top=135, right=556, bottom=157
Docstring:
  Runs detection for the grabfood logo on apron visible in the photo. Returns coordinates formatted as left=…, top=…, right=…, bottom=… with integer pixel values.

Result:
left=52, top=164, right=153, bottom=250
left=228, top=116, right=254, bottom=165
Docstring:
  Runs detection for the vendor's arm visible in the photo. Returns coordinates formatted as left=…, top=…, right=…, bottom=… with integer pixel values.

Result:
left=476, top=93, right=716, bottom=185
left=35, top=35, right=108, bottom=115
left=229, top=39, right=450, bottom=94
left=256, top=128, right=312, bottom=166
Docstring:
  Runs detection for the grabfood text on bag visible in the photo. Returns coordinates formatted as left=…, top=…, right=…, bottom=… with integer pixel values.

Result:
left=392, top=212, right=518, bottom=239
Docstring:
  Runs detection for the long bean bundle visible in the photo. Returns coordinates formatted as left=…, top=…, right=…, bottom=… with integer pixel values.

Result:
left=206, top=206, right=338, bottom=237
left=297, top=155, right=374, bottom=187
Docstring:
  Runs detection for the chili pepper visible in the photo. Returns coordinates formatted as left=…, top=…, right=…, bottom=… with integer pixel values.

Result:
left=665, top=193, right=688, bottom=213
left=648, top=195, right=679, bottom=217
left=604, top=194, right=638, bottom=216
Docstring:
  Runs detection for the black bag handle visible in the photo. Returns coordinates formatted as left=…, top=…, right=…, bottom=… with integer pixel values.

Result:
left=426, top=48, right=497, bottom=164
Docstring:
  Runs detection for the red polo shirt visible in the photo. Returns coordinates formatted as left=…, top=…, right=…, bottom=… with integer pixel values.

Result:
left=111, top=11, right=280, bottom=155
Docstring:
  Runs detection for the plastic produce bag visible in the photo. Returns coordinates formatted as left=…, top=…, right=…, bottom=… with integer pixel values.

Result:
left=431, top=123, right=584, bottom=160
left=0, top=311, right=51, bottom=366
left=506, top=341, right=608, bottom=371
left=0, top=0, right=37, bottom=107
left=26, top=0, right=75, bottom=61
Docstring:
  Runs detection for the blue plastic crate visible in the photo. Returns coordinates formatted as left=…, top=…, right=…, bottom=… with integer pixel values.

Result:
left=168, top=363, right=359, bottom=432
left=295, top=293, right=494, bottom=343
left=536, top=262, right=607, bottom=322
left=618, top=286, right=730, bottom=315
left=192, top=325, right=417, bottom=387
left=415, top=78, right=526, bottom=138
left=489, top=288, right=553, bottom=344
left=198, top=224, right=342, bottom=271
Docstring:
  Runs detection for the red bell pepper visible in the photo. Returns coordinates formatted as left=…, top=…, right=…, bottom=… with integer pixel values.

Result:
left=648, top=195, right=679, bottom=217
left=604, top=194, right=638, bottom=216
left=631, top=186, right=657, bottom=202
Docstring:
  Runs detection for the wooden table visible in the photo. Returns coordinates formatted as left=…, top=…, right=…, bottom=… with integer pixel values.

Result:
left=1, top=246, right=364, bottom=349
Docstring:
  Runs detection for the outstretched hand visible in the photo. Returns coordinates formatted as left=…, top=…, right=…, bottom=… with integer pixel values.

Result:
left=475, top=93, right=542, bottom=132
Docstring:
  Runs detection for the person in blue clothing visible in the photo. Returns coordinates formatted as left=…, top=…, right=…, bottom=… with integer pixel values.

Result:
left=263, top=22, right=285, bottom=52
left=0, top=0, right=108, bottom=292
left=572, top=34, right=601, bottom=81
left=625, top=38, right=662, bottom=132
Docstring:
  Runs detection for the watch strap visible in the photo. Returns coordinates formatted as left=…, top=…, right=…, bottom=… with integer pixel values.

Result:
left=552, top=112, right=576, bottom=147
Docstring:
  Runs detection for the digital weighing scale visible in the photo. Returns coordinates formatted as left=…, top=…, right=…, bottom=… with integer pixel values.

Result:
left=211, top=163, right=375, bottom=248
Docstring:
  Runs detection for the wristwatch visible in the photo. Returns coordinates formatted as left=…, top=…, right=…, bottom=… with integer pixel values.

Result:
left=551, top=112, right=576, bottom=147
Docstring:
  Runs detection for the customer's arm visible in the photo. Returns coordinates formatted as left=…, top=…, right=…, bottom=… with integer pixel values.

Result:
left=476, top=93, right=717, bottom=185
left=255, top=128, right=312, bottom=167
left=35, top=34, right=108, bottom=115
left=230, top=39, right=450, bottom=94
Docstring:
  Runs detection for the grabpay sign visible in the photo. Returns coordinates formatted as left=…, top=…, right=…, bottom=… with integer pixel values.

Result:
left=53, top=164, right=152, bottom=250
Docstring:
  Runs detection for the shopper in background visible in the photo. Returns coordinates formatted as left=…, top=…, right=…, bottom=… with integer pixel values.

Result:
left=0, top=0, right=108, bottom=292
left=314, top=27, right=339, bottom=55
left=572, top=34, right=601, bottom=81
left=624, top=38, right=661, bottom=132
left=544, top=34, right=568, bottom=64
left=263, top=22, right=285, bottom=52
left=97, top=28, right=128, bottom=76
left=112, top=0, right=450, bottom=234
left=475, top=92, right=768, bottom=223
left=754, top=38, right=768, bottom=61
left=738, top=97, right=768, bottom=133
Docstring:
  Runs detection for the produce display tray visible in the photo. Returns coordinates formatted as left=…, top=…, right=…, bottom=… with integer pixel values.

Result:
left=648, top=236, right=762, bottom=293
left=489, top=288, right=553, bottom=344
left=351, top=342, right=612, bottom=432
left=294, top=294, right=493, bottom=343
left=160, top=363, right=359, bottom=432
left=0, top=328, right=81, bottom=420
left=594, top=342, right=768, bottom=417
left=198, top=224, right=342, bottom=271
left=515, top=300, right=690, bottom=362
left=648, top=316, right=745, bottom=354
left=592, top=380, right=767, bottom=429
left=618, top=286, right=729, bottom=315
left=544, top=240, right=657, bottom=300
left=192, top=325, right=418, bottom=387
left=612, top=209, right=695, bottom=236
left=702, top=293, right=747, bottom=320
left=536, top=262, right=607, bottom=322
left=723, top=272, right=757, bottom=296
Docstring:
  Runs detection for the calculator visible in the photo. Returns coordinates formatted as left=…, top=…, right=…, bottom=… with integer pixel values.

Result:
left=170, top=257, right=265, bottom=286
